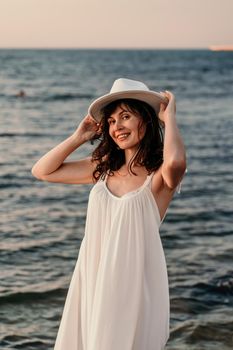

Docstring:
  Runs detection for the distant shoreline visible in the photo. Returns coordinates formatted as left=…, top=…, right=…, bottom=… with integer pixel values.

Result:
left=209, top=45, right=233, bottom=51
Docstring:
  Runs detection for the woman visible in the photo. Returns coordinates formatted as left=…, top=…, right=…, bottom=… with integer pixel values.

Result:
left=31, top=78, right=187, bottom=350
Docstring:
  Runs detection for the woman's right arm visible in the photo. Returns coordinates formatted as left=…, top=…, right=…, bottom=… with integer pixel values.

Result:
left=31, top=115, right=101, bottom=184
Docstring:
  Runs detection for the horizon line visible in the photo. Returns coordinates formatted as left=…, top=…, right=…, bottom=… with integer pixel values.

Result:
left=0, top=46, right=214, bottom=50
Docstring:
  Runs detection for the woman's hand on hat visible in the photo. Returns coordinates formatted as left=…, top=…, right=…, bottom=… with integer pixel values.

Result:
left=158, top=90, right=176, bottom=124
left=74, top=114, right=102, bottom=142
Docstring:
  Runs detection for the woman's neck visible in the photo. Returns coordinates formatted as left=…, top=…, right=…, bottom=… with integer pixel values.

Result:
left=115, top=145, right=145, bottom=176
left=124, top=147, right=140, bottom=166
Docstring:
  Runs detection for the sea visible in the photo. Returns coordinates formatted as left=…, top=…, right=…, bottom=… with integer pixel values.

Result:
left=0, top=49, right=233, bottom=350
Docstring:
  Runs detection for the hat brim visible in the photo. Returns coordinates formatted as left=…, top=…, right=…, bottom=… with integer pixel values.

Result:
left=88, top=90, right=168, bottom=122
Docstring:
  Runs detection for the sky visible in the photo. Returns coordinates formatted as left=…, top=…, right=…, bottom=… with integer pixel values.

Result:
left=0, top=0, right=232, bottom=49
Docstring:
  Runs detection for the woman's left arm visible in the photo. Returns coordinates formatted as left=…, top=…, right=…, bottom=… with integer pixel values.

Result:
left=158, top=90, right=187, bottom=190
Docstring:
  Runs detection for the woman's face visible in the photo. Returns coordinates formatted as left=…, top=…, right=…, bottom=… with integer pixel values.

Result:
left=107, top=104, right=146, bottom=150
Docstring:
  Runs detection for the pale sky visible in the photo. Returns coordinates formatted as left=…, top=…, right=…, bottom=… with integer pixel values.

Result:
left=0, top=0, right=232, bottom=48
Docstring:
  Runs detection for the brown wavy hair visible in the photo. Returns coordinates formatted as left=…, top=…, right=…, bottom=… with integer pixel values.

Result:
left=91, top=98, right=164, bottom=181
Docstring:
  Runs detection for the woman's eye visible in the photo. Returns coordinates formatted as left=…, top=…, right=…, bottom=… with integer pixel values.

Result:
left=122, top=114, right=129, bottom=119
left=108, top=119, right=115, bottom=125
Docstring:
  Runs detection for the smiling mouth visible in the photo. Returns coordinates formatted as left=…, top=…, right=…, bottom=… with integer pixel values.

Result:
left=117, top=133, right=130, bottom=141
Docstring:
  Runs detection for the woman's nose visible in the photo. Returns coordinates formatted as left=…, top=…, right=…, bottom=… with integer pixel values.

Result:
left=114, top=120, right=123, bottom=130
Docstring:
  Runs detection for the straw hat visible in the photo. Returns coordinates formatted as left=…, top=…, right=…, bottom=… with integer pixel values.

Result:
left=88, top=78, right=169, bottom=122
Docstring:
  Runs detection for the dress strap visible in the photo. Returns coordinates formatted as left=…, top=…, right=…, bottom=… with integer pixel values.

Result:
left=146, top=171, right=155, bottom=189
left=96, top=173, right=107, bottom=183
left=146, top=168, right=188, bottom=194
left=104, top=172, right=109, bottom=182
left=176, top=168, right=188, bottom=194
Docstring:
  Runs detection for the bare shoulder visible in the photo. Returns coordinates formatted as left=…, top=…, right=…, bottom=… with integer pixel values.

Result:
left=36, top=157, right=99, bottom=184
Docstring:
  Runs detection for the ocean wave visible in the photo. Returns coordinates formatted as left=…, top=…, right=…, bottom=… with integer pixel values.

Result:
left=0, top=287, right=65, bottom=304
left=43, top=92, right=94, bottom=101
left=193, top=275, right=233, bottom=296
left=171, top=296, right=213, bottom=314
left=0, top=234, right=70, bottom=252
left=0, top=335, right=52, bottom=350
left=0, top=92, right=95, bottom=101
left=0, top=132, right=54, bottom=138
left=186, top=320, right=233, bottom=346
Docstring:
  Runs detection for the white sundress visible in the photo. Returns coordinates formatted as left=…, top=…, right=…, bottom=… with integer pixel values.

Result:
left=54, top=169, right=187, bottom=350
